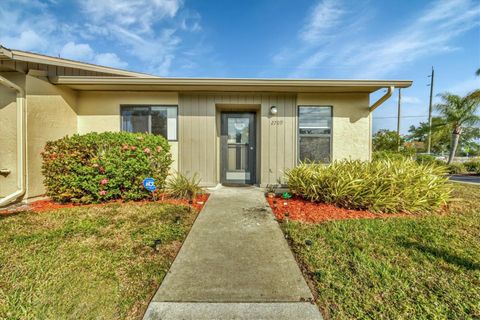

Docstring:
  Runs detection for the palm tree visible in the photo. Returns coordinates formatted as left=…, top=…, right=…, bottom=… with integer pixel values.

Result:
left=435, top=91, right=480, bottom=164
left=476, top=68, right=480, bottom=76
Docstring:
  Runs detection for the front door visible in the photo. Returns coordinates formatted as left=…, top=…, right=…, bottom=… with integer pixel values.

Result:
left=221, top=112, right=256, bottom=185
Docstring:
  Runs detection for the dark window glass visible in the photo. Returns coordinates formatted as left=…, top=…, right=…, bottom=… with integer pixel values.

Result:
left=121, top=106, right=177, bottom=140
left=298, top=106, right=332, bottom=163
left=121, top=107, right=149, bottom=133
left=299, top=136, right=331, bottom=163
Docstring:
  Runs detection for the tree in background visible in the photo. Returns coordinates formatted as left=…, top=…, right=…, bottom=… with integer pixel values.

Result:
left=408, top=117, right=449, bottom=154
left=408, top=117, right=480, bottom=156
left=373, top=129, right=404, bottom=152
left=434, top=90, right=480, bottom=163
left=372, top=130, right=416, bottom=158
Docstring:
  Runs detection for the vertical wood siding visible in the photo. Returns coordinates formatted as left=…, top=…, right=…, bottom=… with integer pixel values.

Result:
left=179, top=93, right=297, bottom=186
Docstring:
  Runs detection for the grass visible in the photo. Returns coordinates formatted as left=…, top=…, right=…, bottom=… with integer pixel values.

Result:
left=0, top=202, right=198, bottom=319
left=282, top=183, right=480, bottom=319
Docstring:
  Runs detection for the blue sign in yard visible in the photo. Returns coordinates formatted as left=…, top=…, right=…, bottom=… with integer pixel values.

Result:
left=143, top=178, right=156, bottom=192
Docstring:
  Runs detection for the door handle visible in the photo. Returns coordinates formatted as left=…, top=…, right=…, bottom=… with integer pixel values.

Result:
left=249, top=147, right=254, bottom=150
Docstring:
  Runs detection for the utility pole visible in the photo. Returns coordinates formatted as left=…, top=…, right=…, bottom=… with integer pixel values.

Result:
left=397, top=88, right=402, bottom=151
left=427, top=67, right=435, bottom=154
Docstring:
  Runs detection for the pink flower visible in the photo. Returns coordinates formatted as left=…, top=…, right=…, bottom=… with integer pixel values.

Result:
left=99, top=166, right=105, bottom=173
left=100, top=178, right=109, bottom=185
left=156, top=146, right=162, bottom=152
left=144, top=147, right=151, bottom=154
left=122, top=144, right=129, bottom=150
left=99, top=190, right=107, bottom=196
left=92, top=163, right=99, bottom=168
left=130, top=146, right=137, bottom=151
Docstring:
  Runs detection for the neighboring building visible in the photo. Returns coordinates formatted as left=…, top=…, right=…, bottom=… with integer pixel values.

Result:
left=0, top=46, right=412, bottom=206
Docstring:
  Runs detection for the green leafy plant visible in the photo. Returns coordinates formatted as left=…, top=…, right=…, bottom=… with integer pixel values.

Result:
left=166, top=172, right=203, bottom=200
left=282, top=192, right=292, bottom=199
left=266, top=184, right=277, bottom=194
left=463, top=160, right=480, bottom=173
left=447, top=162, right=466, bottom=174
left=373, top=151, right=409, bottom=161
left=41, top=132, right=172, bottom=203
left=415, top=154, right=445, bottom=166
left=284, top=159, right=451, bottom=214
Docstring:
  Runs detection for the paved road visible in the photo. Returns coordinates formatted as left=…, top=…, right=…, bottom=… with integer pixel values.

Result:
left=449, top=174, right=480, bottom=185
left=143, top=186, right=322, bottom=320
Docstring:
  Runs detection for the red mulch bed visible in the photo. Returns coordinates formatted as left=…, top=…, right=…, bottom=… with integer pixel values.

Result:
left=266, top=195, right=407, bottom=223
left=0, top=193, right=209, bottom=216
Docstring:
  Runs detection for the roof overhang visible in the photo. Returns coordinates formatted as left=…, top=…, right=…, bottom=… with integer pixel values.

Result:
left=49, top=76, right=412, bottom=93
left=0, top=46, right=154, bottom=77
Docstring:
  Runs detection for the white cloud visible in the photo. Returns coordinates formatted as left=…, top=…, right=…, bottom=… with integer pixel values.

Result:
left=59, top=42, right=129, bottom=69
left=1, top=30, right=47, bottom=52
left=60, top=42, right=95, bottom=61
left=94, top=53, right=128, bottom=69
left=0, top=0, right=202, bottom=76
left=289, top=52, right=328, bottom=78
left=76, top=0, right=188, bottom=75
left=180, top=10, right=202, bottom=32
left=269, top=0, right=480, bottom=79
left=340, top=0, right=480, bottom=78
left=82, top=0, right=181, bottom=33
left=269, top=0, right=371, bottom=78
left=301, top=0, right=345, bottom=43
left=0, top=2, right=59, bottom=53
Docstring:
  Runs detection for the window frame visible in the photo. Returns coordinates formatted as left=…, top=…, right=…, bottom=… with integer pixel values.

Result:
left=297, top=105, right=333, bottom=164
left=120, top=105, right=178, bottom=142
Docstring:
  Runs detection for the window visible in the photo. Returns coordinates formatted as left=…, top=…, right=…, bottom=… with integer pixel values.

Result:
left=121, top=105, right=177, bottom=141
left=298, top=106, right=332, bottom=163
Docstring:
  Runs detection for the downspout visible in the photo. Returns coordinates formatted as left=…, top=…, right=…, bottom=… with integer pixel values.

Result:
left=0, top=75, right=26, bottom=207
left=369, top=86, right=394, bottom=112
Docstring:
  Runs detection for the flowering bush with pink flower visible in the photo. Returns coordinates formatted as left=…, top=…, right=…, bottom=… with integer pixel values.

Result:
left=41, top=132, right=172, bottom=203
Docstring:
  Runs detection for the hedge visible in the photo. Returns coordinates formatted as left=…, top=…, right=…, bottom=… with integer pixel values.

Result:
left=284, top=159, right=451, bottom=214
left=41, top=132, right=172, bottom=203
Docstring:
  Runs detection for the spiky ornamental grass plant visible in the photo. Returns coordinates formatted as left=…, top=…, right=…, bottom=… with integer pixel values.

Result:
left=285, top=159, right=451, bottom=213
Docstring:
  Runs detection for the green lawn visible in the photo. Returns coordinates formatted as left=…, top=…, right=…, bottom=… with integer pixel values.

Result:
left=0, top=202, right=198, bottom=319
left=282, top=183, right=480, bottom=319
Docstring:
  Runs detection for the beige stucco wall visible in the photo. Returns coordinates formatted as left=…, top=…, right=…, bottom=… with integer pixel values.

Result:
left=0, top=72, right=25, bottom=197
left=25, top=75, right=78, bottom=198
left=76, top=91, right=179, bottom=172
left=297, top=93, right=371, bottom=162
left=180, top=92, right=371, bottom=186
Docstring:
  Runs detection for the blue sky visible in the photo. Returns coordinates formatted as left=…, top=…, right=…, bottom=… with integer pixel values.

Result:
left=1, top=0, right=479, bottom=133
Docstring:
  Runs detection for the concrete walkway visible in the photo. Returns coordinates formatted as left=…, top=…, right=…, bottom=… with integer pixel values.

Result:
left=143, top=186, right=322, bottom=320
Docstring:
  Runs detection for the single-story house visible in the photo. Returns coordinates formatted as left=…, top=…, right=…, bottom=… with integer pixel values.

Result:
left=0, top=46, right=412, bottom=206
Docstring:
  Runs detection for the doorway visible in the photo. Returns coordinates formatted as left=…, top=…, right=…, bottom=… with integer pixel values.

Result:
left=220, top=112, right=256, bottom=185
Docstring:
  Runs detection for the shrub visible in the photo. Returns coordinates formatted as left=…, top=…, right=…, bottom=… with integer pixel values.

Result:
left=446, top=162, right=466, bottom=174
left=166, top=172, right=203, bottom=200
left=463, top=160, right=480, bottom=173
left=415, top=154, right=445, bottom=167
left=284, top=159, right=450, bottom=213
left=373, top=151, right=408, bottom=161
left=41, top=132, right=172, bottom=203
